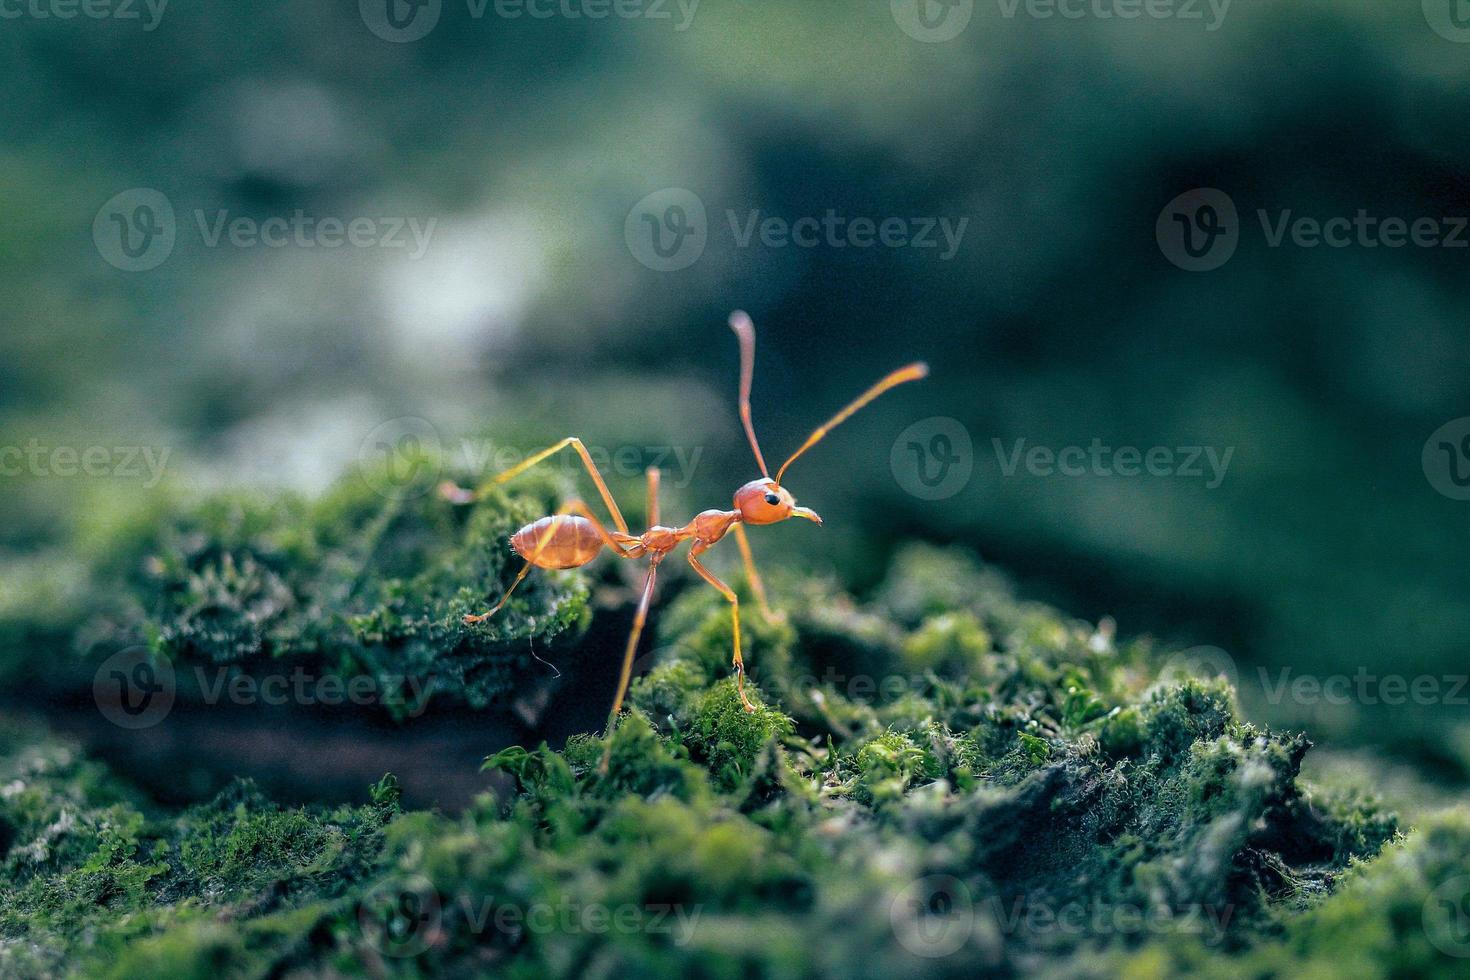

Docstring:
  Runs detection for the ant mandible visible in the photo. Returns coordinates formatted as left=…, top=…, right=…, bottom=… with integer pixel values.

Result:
left=442, top=312, right=927, bottom=770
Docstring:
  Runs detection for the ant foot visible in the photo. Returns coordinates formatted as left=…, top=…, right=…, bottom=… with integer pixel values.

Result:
left=438, top=481, right=477, bottom=505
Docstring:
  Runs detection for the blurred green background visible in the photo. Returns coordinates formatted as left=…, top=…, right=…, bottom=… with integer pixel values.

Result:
left=3, top=0, right=1470, bottom=777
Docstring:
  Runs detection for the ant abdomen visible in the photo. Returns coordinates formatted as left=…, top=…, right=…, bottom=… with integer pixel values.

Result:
left=511, top=516, right=605, bottom=569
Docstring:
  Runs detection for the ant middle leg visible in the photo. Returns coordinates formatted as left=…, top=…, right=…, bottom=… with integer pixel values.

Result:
left=731, top=523, right=784, bottom=625
left=687, top=544, right=755, bottom=713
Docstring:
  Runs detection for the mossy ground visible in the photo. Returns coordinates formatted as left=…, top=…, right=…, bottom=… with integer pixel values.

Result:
left=0, top=478, right=1466, bottom=977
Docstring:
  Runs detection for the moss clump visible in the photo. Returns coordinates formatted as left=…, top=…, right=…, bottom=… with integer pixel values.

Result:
left=3, top=451, right=590, bottom=713
left=0, top=727, right=390, bottom=978
left=5, top=544, right=1467, bottom=977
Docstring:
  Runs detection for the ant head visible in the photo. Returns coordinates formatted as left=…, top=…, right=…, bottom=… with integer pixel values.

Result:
left=725, top=311, right=925, bottom=528
left=734, top=479, right=822, bottom=526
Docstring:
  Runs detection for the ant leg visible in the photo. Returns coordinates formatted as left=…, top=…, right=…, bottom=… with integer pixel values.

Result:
left=731, top=523, right=784, bottom=625
left=557, top=499, right=641, bottom=556
left=646, top=467, right=660, bottom=528
left=489, top=437, right=630, bottom=533
left=600, top=562, right=659, bottom=774
left=441, top=436, right=631, bottom=536
left=687, top=545, right=755, bottom=713
left=463, top=561, right=533, bottom=624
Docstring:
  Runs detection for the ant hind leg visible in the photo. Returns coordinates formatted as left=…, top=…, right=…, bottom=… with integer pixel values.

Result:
left=463, top=560, right=533, bottom=624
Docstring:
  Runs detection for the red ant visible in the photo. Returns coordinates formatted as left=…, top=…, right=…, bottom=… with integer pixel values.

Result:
left=443, top=312, right=927, bottom=769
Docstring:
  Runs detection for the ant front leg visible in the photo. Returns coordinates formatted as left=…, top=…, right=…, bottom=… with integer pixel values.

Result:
left=731, top=523, right=785, bottom=625
left=687, top=543, right=755, bottom=713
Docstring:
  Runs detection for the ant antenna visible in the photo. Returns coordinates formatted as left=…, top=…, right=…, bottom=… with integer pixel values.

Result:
left=729, top=311, right=771, bottom=479
left=775, top=361, right=930, bottom=486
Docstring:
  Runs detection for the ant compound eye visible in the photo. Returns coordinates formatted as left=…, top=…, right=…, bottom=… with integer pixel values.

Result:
left=764, top=492, right=780, bottom=506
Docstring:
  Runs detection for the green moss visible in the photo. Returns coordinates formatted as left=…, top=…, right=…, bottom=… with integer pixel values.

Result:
left=3, top=453, right=590, bottom=712
left=2, top=544, right=1461, bottom=977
